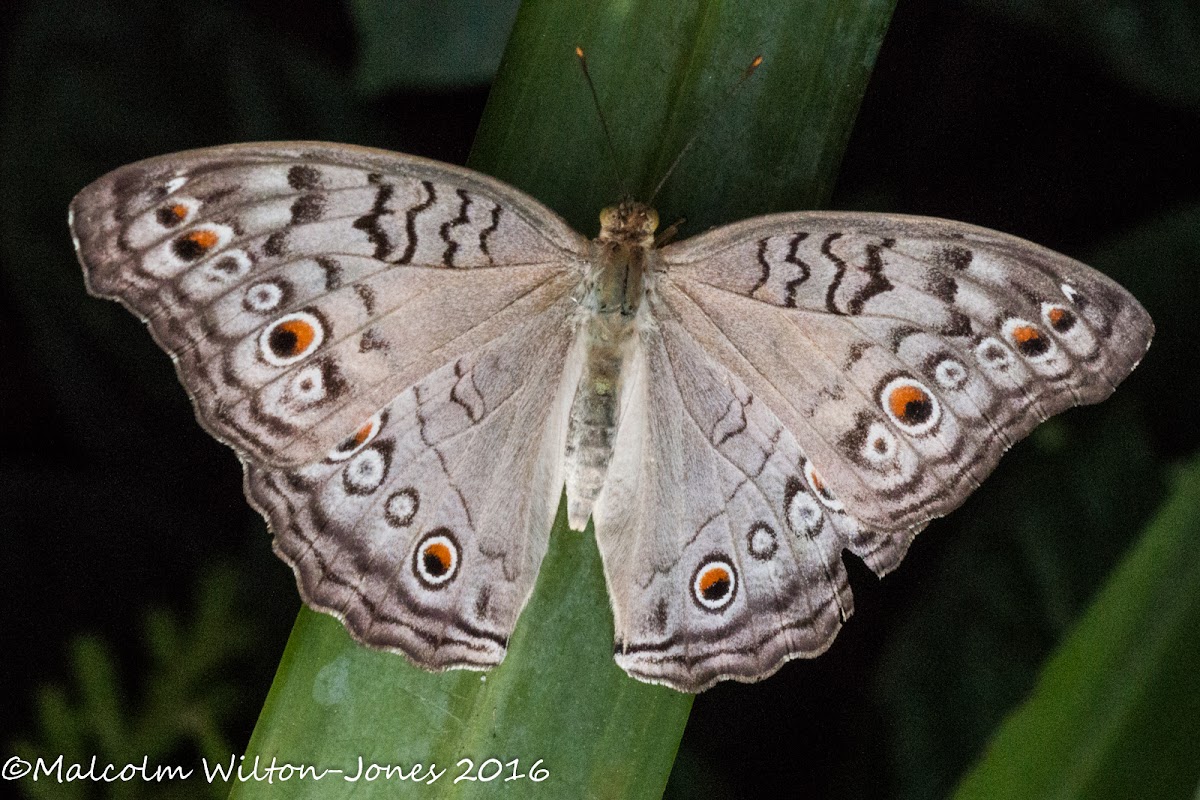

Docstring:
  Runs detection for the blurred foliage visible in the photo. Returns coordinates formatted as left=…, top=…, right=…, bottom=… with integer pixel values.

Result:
left=964, top=0, right=1200, bottom=108
left=872, top=398, right=1159, bottom=800
left=8, top=567, right=261, bottom=800
left=0, top=0, right=1196, bottom=798
left=953, top=455, right=1200, bottom=799
left=350, top=0, right=520, bottom=94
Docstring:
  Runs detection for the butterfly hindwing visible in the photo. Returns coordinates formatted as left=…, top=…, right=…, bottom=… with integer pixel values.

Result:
left=245, top=296, right=581, bottom=669
left=593, top=314, right=881, bottom=691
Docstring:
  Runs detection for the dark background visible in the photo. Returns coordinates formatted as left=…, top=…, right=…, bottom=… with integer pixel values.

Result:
left=1, top=1, right=1197, bottom=798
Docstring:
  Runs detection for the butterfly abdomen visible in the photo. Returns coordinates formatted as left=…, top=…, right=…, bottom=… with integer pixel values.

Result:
left=564, top=237, right=651, bottom=529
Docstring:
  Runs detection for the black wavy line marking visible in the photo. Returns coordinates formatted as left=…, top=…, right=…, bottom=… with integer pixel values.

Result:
left=715, top=394, right=751, bottom=447
left=395, top=180, right=437, bottom=265
left=750, top=238, right=771, bottom=295
left=352, top=175, right=395, bottom=260
left=478, top=202, right=502, bottom=265
left=782, top=232, right=812, bottom=308
left=847, top=238, right=895, bottom=314
left=440, top=189, right=471, bottom=267
left=354, top=283, right=376, bottom=314
left=822, top=232, right=847, bottom=314
left=449, top=359, right=481, bottom=423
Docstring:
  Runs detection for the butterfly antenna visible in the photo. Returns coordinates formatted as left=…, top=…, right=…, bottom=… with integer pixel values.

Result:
left=648, top=54, right=764, bottom=204
left=576, top=46, right=629, bottom=198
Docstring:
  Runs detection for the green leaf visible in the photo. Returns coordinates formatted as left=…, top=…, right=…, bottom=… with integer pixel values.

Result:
left=236, top=1, right=895, bottom=797
left=873, top=397, right=1161, bottom=800
left=951, top=457, right=1200, bottom=800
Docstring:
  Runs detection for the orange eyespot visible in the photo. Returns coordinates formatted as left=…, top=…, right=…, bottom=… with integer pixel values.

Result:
left=172, top=227, right=225, bottom=261
left=261, top=311, right=325, bottom=366
left=888, top=384, right=933, bottom=425
left=692, top=557, right=737, bottom=610
left=1006, top=321, right=1051, bottom=357
left=188, top=229, right=219, bottom=249
left=414, top=530, right=460, bottom=588
left=880, top=377, right=941, bottom=434
left=329, top=411, right=386, bottom=462
left=423, top=542, right=452, bottom=575
left=699, top=566, right=730, bottom=597
left=1045, top=305, right=1077, bottom=333
left=156, top=202, right=194, bottom=228
left=1011, top=325, right=1039, bottom=344
left=270, top=318, right=315, bottom=357
left=352, top=420, right=374, bottom=446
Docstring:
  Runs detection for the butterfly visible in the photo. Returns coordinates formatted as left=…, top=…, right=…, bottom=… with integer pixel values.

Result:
left=69, top=141, right=1153, bottom=692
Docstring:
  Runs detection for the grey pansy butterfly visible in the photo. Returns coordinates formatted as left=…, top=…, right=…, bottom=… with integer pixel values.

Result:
left=69, top=141, right=1153, bottom=693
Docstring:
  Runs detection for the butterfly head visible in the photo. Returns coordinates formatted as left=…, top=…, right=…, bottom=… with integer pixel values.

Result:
left=597, top=201, right=659, bottom=248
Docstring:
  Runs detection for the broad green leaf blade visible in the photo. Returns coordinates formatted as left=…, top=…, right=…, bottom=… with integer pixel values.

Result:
left=236, top=1, right=895, bottom=797
left=473, top=0, right=897, bottom=235
left=952, top=457, right=1200, bottom=800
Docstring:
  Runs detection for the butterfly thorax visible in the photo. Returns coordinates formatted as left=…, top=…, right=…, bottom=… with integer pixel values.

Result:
left=564, top=201, right=660, bottom=529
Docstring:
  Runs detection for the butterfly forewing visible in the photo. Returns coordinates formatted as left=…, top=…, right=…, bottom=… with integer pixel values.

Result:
left=69, top=142, right=588, bottom=467
left=659, top=212, right=1153, bottom=533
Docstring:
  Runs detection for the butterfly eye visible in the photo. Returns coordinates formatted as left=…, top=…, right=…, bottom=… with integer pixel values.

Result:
left=880, top=377, right=941, bottom=434
left=642, top=207, right=660, bottom=234
left=1003, top=318, right=1055, bottom=360
left=261, top=310, right=326, bottom=366
left=414, top=529, right=460, bottom=588
left=691, top=557, right=737, bottom=611
left=1042, top=303, right=1077, bottom=333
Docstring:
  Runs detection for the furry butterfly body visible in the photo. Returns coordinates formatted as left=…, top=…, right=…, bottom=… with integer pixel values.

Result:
left=70, top=142, right=1152, bottom=692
